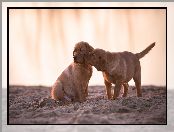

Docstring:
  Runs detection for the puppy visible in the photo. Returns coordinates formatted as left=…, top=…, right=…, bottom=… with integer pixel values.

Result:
left=87, top=42, right=155, bottom=99
left=51, top=41, right=94, bottom=102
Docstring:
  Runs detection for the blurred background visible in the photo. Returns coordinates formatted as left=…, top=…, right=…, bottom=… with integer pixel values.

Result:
left=8, top=8, right=166, bottom=87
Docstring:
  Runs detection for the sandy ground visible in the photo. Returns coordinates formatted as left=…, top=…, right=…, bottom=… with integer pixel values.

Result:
left=8, top=85, right=166, bottom=124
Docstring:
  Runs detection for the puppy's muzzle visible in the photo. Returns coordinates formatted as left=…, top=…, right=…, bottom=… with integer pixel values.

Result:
left=73, top=56, right=77, bottom=60
left=73, top=56, right=78, bottom=62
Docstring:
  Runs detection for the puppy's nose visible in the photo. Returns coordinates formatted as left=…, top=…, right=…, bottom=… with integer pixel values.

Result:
left=73, top=56, right=77, bottom=60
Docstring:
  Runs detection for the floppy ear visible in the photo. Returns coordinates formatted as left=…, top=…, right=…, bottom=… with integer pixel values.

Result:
left=101, top=58, right=106, bottom=67
left=94, top=58, right=106, bottom=71
left=83, top=53, right=89, bottom=64
left=98, top=51, right=107, bottom=70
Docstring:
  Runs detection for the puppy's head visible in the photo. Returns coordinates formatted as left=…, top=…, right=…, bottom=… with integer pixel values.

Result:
left=88, top=48, right=107, bottom=71
left=73, top=41, right=94, bottom=64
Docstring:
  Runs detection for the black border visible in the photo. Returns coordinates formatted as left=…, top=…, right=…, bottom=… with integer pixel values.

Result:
left=7, top=7, right=167, bottom=125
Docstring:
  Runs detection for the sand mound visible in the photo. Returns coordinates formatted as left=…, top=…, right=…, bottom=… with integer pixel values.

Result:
left=9, top=85, right=166, bottom=124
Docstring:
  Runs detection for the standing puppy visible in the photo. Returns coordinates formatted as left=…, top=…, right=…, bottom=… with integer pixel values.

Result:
left=51, top=41, right=94, bottom=102
left=86, top=42, right=155, bottom=99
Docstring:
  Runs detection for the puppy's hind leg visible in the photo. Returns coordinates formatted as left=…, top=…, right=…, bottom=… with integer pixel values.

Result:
left=104, top=80, right=112, bottom=100
left=51, top=80, right=64, bottom=100
left=113, top=82, right=122, bottom=100
left=133, top=67, right=142, bottom=97
left=122, top=83, right=129, bottom=97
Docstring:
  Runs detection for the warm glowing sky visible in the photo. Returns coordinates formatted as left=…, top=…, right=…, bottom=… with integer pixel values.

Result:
left=2, top=2, right=173, bottom=88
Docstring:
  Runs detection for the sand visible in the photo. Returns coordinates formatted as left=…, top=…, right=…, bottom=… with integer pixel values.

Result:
left=8, top=85, right=166, bottom=124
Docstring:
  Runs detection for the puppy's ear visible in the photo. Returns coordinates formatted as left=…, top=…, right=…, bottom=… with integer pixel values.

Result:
left=98, top=58, right=106, bottom=71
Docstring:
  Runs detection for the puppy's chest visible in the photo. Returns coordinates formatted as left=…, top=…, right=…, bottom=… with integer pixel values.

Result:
left=78, top=67, right=92, bottom=79
left=102, top=72, right=123, bottom=84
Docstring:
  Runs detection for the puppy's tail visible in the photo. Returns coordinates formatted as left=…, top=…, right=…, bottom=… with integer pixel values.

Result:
left=136, top=42, right=155, bottom=59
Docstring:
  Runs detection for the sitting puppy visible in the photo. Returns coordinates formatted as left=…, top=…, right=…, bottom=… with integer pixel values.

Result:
left=51, top=41, right=94, bottom=102
left=86, top=42, right=155, bottom=99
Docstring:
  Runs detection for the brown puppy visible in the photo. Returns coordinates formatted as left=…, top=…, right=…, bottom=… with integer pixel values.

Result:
left=87, top=42, right=155, bottom=99
left=51, top=41, right=94, bottom=102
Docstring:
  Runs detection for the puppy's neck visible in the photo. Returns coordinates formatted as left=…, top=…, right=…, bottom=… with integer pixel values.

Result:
left=75, top=62, right=92, bottom=69
left=106, top=51, right=117, bottom=62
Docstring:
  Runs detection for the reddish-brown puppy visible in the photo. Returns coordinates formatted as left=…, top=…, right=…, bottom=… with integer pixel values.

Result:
left=51, top=41, right=94, bottom=102
left=87, top=42, right=155, bottom=99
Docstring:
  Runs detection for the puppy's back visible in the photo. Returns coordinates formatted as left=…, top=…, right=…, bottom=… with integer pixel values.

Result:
left=51, top=63, right=75, bottom=101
